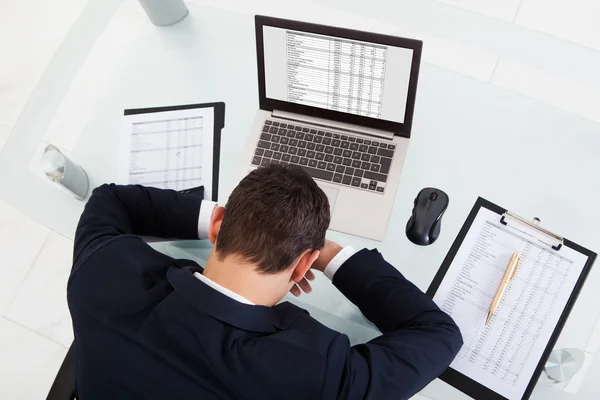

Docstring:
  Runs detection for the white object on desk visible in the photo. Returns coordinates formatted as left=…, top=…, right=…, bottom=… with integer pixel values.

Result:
left=118, top=107, right=214, bottom=199
left=138, top=0, right=189, bottom=26
left=544, top=348, right=584, bottom=383
left=432, top=207, right=589, bottom=400
left=40, top=144, right=89, bottom=200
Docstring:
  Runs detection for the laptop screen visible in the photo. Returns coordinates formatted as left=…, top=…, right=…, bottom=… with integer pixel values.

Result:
left=262, top=26, right=415, bottom=124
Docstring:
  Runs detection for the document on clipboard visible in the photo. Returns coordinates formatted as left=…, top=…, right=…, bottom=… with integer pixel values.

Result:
left=118, top=103, right=225, bottom=201
left=427, top=198, right=596, bottom=400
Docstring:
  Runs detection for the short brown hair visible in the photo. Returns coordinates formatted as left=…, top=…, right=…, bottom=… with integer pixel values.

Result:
left=215, top=165, right=330, bottom=274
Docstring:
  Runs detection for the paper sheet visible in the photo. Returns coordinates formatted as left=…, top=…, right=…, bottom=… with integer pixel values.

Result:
left=119, top=107, right=215, bottom=200
left=433, top=207, right=589, bottom=400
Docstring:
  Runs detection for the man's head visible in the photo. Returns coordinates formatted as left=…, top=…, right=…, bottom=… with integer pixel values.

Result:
left=206, top=165, right=330, bottom=303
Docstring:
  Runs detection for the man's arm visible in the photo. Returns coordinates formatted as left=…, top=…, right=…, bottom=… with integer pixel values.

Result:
left=74, top=184, right=213, bottom=265
left=316, top=244, right=463, bottom=400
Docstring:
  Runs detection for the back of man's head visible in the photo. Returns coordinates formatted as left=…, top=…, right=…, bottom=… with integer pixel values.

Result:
left=215, top=165, right=330, bottom=273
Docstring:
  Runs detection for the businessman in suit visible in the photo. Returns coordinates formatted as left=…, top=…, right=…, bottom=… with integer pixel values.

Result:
left=68, top=164, right=462, bottom=400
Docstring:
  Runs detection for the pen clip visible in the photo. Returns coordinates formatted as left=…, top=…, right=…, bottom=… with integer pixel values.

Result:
left=510, top=257, right=520, bottom=280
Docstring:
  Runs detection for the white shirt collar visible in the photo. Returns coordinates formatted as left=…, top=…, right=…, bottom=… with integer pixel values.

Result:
left=193, top=272, right=255, bottom=305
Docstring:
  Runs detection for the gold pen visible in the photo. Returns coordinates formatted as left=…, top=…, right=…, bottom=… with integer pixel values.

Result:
left=486, top=252, right=520, bottom=325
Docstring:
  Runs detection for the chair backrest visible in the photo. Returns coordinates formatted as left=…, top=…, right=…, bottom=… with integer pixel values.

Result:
left=46, top=341, right=76, bottom=400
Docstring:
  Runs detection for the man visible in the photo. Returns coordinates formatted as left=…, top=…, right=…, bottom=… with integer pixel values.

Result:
left=68, top=165, right=462, bottom=400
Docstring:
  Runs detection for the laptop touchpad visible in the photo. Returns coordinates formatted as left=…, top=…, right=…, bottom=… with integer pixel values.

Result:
left=318, top=185, right=339, bottom=212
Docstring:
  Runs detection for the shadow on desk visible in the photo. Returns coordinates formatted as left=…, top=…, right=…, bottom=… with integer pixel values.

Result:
left=46, top=342, right=76, bottom=400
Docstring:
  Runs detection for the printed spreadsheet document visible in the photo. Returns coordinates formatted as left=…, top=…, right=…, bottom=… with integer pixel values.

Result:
left=119, top=107, right=214, bottom=200
left=432, top=207, right=588, bottom=399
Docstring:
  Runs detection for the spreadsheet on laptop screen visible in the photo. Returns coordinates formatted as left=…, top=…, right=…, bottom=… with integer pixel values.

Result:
left=263, top=26, right=414, bottom=124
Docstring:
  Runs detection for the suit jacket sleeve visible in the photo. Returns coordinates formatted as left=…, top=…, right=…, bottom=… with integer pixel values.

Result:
left=322, top=249, right=463, bottom=400
left=73, top=184, right=204, bottom=265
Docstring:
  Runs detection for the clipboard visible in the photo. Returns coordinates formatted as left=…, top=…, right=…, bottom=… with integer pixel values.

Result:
left=123, top=102, right=225, bottom=201
left=426, top=197, right=596, bottom=400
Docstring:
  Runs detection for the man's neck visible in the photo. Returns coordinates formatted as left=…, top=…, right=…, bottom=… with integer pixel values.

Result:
left=202, top=252, right=288, bottom=307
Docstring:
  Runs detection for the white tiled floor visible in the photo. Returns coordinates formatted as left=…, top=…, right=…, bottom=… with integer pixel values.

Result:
left=1, top=0, right=600, bottom=398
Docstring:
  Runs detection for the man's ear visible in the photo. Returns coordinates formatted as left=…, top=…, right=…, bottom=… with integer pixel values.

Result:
left=291, top=249, right=320, bottom=283
left=208, top=206, right=226, bottom=244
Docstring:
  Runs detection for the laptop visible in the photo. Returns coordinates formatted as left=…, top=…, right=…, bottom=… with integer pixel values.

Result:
left=240, top=15, right=423, bottom=241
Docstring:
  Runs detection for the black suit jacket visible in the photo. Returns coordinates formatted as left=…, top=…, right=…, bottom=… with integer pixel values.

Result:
left=68, top=184, right=462, bottom=400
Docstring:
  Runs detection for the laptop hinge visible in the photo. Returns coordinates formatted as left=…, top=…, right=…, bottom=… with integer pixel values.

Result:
left=271, top=110, right=395, bottom=140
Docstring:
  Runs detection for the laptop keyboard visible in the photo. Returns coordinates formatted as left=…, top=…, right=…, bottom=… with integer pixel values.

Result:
left=253, top=120, right=396, bottom=193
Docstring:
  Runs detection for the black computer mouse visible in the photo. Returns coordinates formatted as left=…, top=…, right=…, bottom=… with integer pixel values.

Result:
left=406, top=188, right=449, bottom=246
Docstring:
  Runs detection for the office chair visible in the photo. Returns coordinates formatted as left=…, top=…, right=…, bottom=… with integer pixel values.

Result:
left=46, top=341, right=76, bottom=400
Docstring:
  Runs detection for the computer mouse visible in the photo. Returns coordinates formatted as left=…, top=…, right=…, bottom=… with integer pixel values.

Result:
left=406, top=188, right=449, bottom=246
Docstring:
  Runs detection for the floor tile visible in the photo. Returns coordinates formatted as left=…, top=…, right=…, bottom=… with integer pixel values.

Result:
left=418, top=32, right=499, bottom=81
left=7, top=232, right=74, bottom=348
left=0, top=317, right=67, bottom=400
left=492, top=58, right=600, bottom=123
left=434, top=0, right=522, bottom=22
left=0, top=0, right=89, bottom=129
left=516, top=0, right=600, bottom=51
left=0, top=199, right=50, bottom=316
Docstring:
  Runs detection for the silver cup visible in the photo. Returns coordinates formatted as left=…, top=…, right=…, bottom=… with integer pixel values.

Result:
left=40, top=144, right=89, bottom=200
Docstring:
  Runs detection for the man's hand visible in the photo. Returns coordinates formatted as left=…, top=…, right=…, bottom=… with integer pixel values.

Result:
left=289, top=240, right=343, bottom=297
left=311, top=240, right=343, bottom=273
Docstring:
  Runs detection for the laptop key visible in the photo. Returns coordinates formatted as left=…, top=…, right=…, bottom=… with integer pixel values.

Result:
left=341, top=135, right=348, bottom=140
left=359, top=145, right=368, bottom=152
left=342, top=175, right=352, bottom=185
left=261, top=133, right=271, bottom=141
left=372, top=142, right=379, bottom=147
left=333, top=134, right=340, bottom=139
left=291, top=155, right=300, bottom=163
left=260, top=158, right=271, bottom=167
left=326, top=163, right=336, bottom=172
left=332, top=139, right=341, bottom=147
left=287, top=131, right=295, bottom=138
left=307, top=143, right=316, bottom=150
left=280, top=123, right=287, bottom=128
left=379, top=157, right=392, bottom=174
left=343, top=150, right=352, bottom=158
left=264, top=150, right=273, bottom=158
left=295, top=132, right=304, bottom=139
left=333, top=174, right=343, bottom=183
left=298, top=149, right=307, bottom=156
left=315, top=153, right=324, bottom=161
left=258, top=140, right=270, bottom=149
left=252, top=156, right=261, bottom=165
left=377, top=148, right=394, bottom=158
left=348, top=137, right=356, bottom=142
left=289, top=139, right=298, bottom=146
left=272, top=122, right=279, bottom=127
left=271, top=136, right=280, bottom=143
left=334, top=156, right=343, bottom=164
left=265, top=120, right=272, bottom=125
left=295, top=126, right=302, bottom=131
left=298, top=141, right=307, bottom=149
left=325, top=146, right=333, bottom=154
left=336, top=165, right=345, bottom=173
left=255, top=148, right=264, bottom=156
left=309, top=129, right=316, bottom=133
left=289, top=147, right=298, bottom=155
left=345, top=167, right=354, bottom=175
left=341, top=142, right=349, bottom=149
left=370, top=155, right=380, bottom=163
left=317, top=161, right=327, bottom=169
left=325, top=154, right=334, bottom=162
left=282, top=154, right=291, bottom=162
left=307, top=151, right=316, bottom=158
left=269, top=127, right=278, bottom=134
left=371, top=164, right=381, bottom=172
left=303, top=128, right=310, bottom=132
left=364, top=171, right=387, bottom=183
left=354, top=169, right=364, bottom=177
left=299, top=165, right=333, bottom=181
left=262, top=125, right=269, bottom=132
left=356, top=138, right=364, bottom=143
left=379, top=143, right=387, bottom=149
left=314, top=136, right=323, bottom=144
left=280, top=145, right=289, bottom=153
left=273, top=152, right=282, bottom=160
left=342, top=158, right=352, bottom=166
left=278, top=128, right=287, bottom=135
left=361, top=153, right=370, bottom=161
left=352, top=152, right=361, bottom=159
left=351, top=177, right=361, bottom=187
left=323, top=138, right=332, bottom=145
left=280, top=137, right=289, bottom=145
left=360, top=183, right=368, bottom=189
left=317, top=130, right=325, bottom=136
left=271, top=143, right=280, bottom=151
left=300, top=157, right=309, bottom=165
left=388, top=144, right=396, bottom=150
left=280, top=161, right=288, bottom=167
left=352, top=160, right=362, bottom=168
left=376, top=187, right=384, bottom=193
left=364, top=140, right=371, bottom=145
left=368, top=183, right=377, bottom=191
left=309, top=159, right=318, bottom=167
left=287, top=124, right=294, bottom=129
left=350, top=143, right=359, bottom=150
left=361, top=162, right=371, bottom=170
left=305, top=134, right=314, bottom=141
left=334, top=148, right=343, bottom=156
left=325, top=132, right=333, bottom=137
left=368, top=147, right=377, bottom=155
left=316, top=144, right=325, bottom=152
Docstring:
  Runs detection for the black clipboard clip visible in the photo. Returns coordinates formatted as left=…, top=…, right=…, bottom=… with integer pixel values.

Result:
left=500, top=211, right=564, bottom=251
